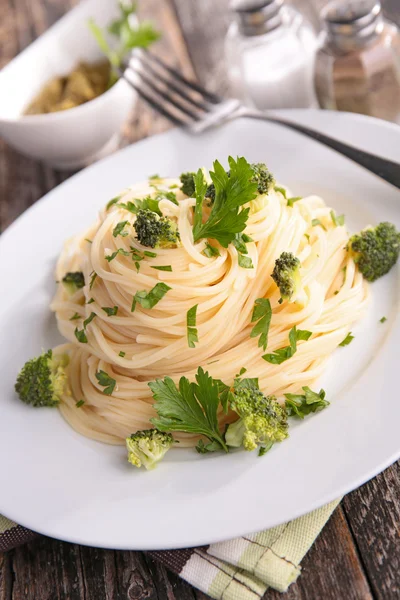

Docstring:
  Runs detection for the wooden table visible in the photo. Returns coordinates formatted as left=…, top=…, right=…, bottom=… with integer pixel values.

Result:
left=0, top=1, right=399, bottom=598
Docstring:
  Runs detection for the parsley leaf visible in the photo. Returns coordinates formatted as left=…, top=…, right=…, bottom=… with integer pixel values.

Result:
left=95, top=370, right=116, bottom=396
left=119, top=351, right=126, bottom=358
left=339, top=332, right=354, bottom=347
left=149, top=174, right=161, bottom=180
left=151, top=265, right=172, bottom=271
left=149, top=367, right=228, bottom=452
left=311, top=219, right=327, bottom=231
left=203, top=242, right=221, bottom=258
left=380, top=316, right=387, bottom=323
left=144, top=250, right=157, bottom=258
left=89, top=272, right=97, bottom=289
left=262, top=325, right=312, bottom=364
left=106, top=196, right=120, bottom=210
left=193, top=168, right=208, bottom=233
left=330, top=210, right=345, bottom=227
left=287, top=196, right=302, bottom=207
left=83, top=312, right=96, bottom=328
left=102, top=306, right=118, bottom=317
left=285, top=387, right=329, bottom=418
left=250, top=298, right=272, bottom=351
left=187, top=305, right=199, bottom=348
left=131, top=282, right=171, bottom=312
left=69, top=312, right=81, bottom=321
left=74, top=327, right=88, bottom=344
left=75, top=399, right=85, bottom=408
left=274, top=186, right=287, bottom=198
left=192, top=157, right=258, bottom=247
left=238, top=253, right=253, bottom=269
left=105, top=248, right=130, bottom=262
left=113, top=221, right=129, bottom=237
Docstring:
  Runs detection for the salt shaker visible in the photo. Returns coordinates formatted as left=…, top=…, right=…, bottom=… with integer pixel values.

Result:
left=225, top=0, right=318, bottom=110
left=314, top=0, right=400, bottom=124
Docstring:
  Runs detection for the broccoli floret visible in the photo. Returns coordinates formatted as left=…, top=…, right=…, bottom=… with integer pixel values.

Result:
left=62, top=272, right=85, bottom=294
left=225, top=380, right=288, bottom=452
left=271, top=252, right=302, bottom=302
left=15, top=349, right=69, bottom=407
left=251, top=163, right=275, bottom=195
left=126, top=428, right=174, bottom=469
left=348, top=222, right=400, bottom=282
left=180, top=172, right=196, bottom=197
left=134, top=208, right=180, bottom=248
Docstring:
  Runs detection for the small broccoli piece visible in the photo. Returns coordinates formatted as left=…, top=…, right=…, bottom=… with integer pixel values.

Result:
left=15, top=349, right=69, bottom=407
left=225, top=380, right=288, bottom=452
left=348, top=222, right=400, bottom=282
left=251, top=163, right=275, bottom=195
left=126, top=428, right=174, bottom=469
left=271, top=252, right=302, bottom=302
left=180, top=172, right=196, bottom=197
left=134, top=208, right=180, bottom=248
left=62, top=272, right=85, bottom=294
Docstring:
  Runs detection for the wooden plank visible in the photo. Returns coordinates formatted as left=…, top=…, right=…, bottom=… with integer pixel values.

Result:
left=0, top=552, right=12, bottom=600
left=343, top=462, right=400, bottom=600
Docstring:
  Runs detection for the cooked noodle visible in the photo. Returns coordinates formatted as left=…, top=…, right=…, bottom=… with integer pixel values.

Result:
left=51, top=177, right=369, bottom=445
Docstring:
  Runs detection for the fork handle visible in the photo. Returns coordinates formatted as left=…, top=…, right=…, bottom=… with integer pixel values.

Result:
left=238, top=108, right=400, bottom=190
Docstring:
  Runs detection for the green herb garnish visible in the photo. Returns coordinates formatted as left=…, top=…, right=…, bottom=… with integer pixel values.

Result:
left=339, top=332, right=354, bottom=347
left=89, top=272, right=98, bottom=289
left=131, top=282, right=171, bottom=312
left=75, top=399, right=85, bottom=408
left=119, top=351, right=126, bottom=358
left=312, top=219, right=327, bottom=231
left=287, top=196, right=302, bottom=208
left=274, top=186, right=287, bottom=198
left=95, top=370, right=116, bottom=396
left=149, top=367, right=228, bottom=452
left=262, top=326, right=312, bottom=364
left=203, top=243, right=220, bottom=258
left=250, top=298, right=272, bottom=351
left=106, top=196, right=120, bottom=210
left=187, top=305, right=199, bottom=348
left=113, top=221, right=129, bottom=238
left=151, top=265, right=172, bottom=272
left=330, top=210, right=345, bottom=227
left=380, top=316, right=387, bottom=323
left=69, top=312, right=81, bottom=321
left=285, top=387, right=329, bottom=418
left=74, top=328, right=88, bottom=344
left=102, top=306, right=118, bottom=316
left=83, top=312, right=96, bottom=328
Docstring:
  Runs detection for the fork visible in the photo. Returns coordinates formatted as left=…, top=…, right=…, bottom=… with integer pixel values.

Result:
left=121, top=50, right=400, bottom=191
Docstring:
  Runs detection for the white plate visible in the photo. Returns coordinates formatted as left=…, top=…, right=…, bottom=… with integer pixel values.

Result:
left=0, top=110, right=399, bottom=550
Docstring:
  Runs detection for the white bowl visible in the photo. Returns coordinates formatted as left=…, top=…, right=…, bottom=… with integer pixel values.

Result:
left=0, top=0, right=137, bottom=169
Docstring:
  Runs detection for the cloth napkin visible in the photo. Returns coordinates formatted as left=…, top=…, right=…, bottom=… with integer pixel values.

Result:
left=0, top=499, right=340, bottom=598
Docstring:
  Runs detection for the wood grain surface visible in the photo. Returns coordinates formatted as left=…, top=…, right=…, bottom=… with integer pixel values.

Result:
left=0, top=0, right=399, bottom=599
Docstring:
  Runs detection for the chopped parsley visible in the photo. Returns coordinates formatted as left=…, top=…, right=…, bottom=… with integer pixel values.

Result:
left=74, top=328, right=88, bottom=343
left=144, top=250, right=157, bottom=258
left=238, top=254, right=253, bottom=269
left=119, top=351, right=126, bottom=357
left=274, top=186, right=287, bottom=198
left=83, top=312, right=96, bottom=328
left=113, top=221, right=129, bottom=237
left=380, top=316, right=387, bottom=323
left=102, top=306, right=118, bottom=316
left=250, top=298, right=272, bottom=351
left=75, top=399, right=85, bottom=408
left=149, top=174, right=161, bottom=180
left=87, top=298, right=95, bottom=304
left=106, top=196, right=120, bottom=210
left=95, top=370, right=116, bottom=396
left=285, top=387, right=329, bottom=418
left=203, top=242, right=221, bottom=258
left=151, top=265, right=172, bottom=272
left=187, top=304, right=199, bottom=348
left=69, top=312, right=81, bottom=321
left=131, top=282, right=171, bottom=312
left=89, top=272, right=98, bottom=289
left=287, top=196, right=302, bottom=208
left=262, top=326, right=312, bottom=364
left=105, top=248, right=130, bottom=262
left=339, top=332, right=354, bottom=347
left=312, top=219, right=327, bottom=231
left=84, top=238, right=92, bottom=244
left=330, top=210, right=345, bottom=227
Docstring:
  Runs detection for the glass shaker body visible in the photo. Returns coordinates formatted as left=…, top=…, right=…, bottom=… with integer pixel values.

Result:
left=225, top=7, right=318, bottom=110
left=315, top=10, right=400, bottom=123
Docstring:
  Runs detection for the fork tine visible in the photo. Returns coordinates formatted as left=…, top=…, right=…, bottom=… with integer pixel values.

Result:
left=126, top=62, right=202, bottom=121
left=142, top=50, right=222, bottom=105
left=131, top=53, right=210, bottom=112
left=121, top=69, right=190, bottom=127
